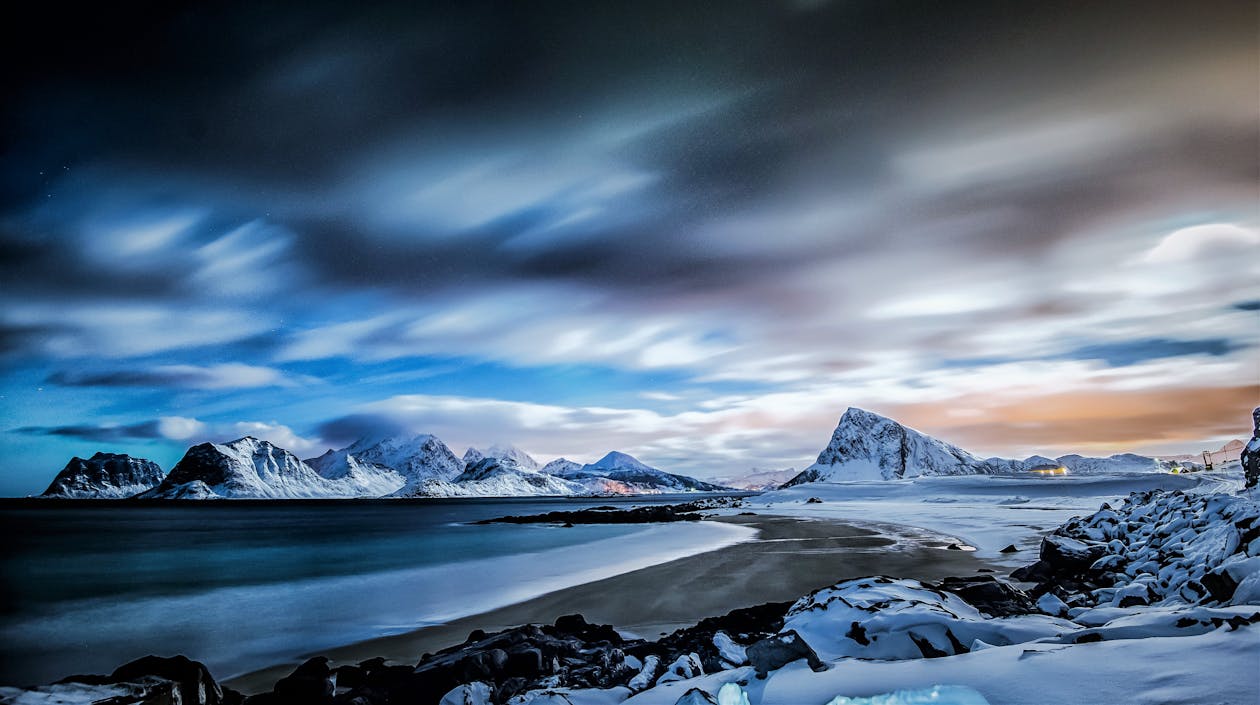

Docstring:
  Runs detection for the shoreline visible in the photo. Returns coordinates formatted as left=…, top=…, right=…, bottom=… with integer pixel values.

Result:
left=225, top=512, right=997, bottom=693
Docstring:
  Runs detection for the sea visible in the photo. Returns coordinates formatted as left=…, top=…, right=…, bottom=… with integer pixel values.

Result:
left=0, top=494, right=755, bottom=685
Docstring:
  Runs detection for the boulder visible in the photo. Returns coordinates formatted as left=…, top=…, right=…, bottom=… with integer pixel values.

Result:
left=934, top=575, right=1038, bottom=617
left=746, top=630, right=827, bottom=679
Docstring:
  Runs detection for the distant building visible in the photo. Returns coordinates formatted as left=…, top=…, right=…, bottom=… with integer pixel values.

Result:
left=1028, top=463, right=1068, bottom=475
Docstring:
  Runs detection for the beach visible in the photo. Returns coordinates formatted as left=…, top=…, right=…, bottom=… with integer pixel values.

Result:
left=226, top=512, right=995, bottom=693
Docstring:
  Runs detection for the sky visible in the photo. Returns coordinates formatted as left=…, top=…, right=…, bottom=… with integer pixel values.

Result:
left=1, top=1, right=1257, bottom=495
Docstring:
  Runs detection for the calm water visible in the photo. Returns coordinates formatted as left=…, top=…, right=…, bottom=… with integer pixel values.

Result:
left=0, top=494, right=753, bottom=685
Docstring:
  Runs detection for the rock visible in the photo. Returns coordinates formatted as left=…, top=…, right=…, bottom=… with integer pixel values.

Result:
left=1243, top=407, right=1259, bottom=488
left=1200, top=569, right=1240, bottom=603
left=806, top=497, right=824, bottom=504
left=1000, top=544, right=1020, bottom=553
left=674, top=688, right=719, bottom=705
left=1039, top=535, right=1108, bottom=573
left=1036, top=592, right=1070, bottom=617
left=1009, top=559, right=1054, bottom=583
left=270, top=657, right=334, bottom=704
left=35, top=655, right=231, bottom=705
left=746, top=630, right=827, bottom=679
left=0, top=678, right=183, bottom=704
left=934, top=575, right=1037, bottom=617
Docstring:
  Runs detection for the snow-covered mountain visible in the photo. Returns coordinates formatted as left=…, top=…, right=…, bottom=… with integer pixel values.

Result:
left=786, top=407, right=1200, bottom=486
left=785, top=408, right=994, bottom=484
left=305, top=448, right=406, bottom=497
left=142, top=437, right=344, bottom=499
left=463, top=444, right=541, bottom=472
left=345, top=434, right=464, bottom=486
left=564, top=451, right=730, bottom=493
left=40, top=452, right=164, bottom=498
left=412, top=457, right=582, bottom=497
left=540, top=457, right=583, bottom=476
left=713, top=467, right=798, bottom=491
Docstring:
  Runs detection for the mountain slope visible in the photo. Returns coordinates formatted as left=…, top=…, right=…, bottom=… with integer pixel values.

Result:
left=540, top=458, right=583, bottom=476
left=346, top=434, right=464, bottom=486
left=40, top=452, right=164, bottom=498
left=306, top=448, right=406, bottom=497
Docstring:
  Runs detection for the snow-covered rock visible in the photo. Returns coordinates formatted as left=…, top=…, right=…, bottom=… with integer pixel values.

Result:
left=306, top=448, right=406, bottom=497
left=712, top=632, right=748, bottom=667
left=439, top=681, right=493, bottom=705
left=40, top=452, right=164, bottom=498
left=781, top=576, right=1076, bottom=661
left=785, top=408, right=994, bottom=484
left=628, top=655, right=661, bottom=691
left=1017, top=488, right=1260, bottom=609
left=142, top=437, right=345, bottom=499
left=656, top=653, right=704, bottom=685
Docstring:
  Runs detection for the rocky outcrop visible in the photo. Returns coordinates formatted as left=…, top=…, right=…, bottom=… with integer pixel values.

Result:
left=477, top=497, right=745, bottom=525
left=40, top=452, right=164, bottom=498
left=1244, top=406, right=1260, bottom=488
left=0, top=655, right=241, bottom=705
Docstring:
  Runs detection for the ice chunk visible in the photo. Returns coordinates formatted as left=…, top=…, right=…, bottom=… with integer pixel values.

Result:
left=717, top=682, right=751, bottom=705
left=824, top=685, right=991, bottom=705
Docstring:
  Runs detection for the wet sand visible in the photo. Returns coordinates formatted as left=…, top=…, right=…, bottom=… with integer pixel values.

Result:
left=226, top=513, right=995, bottom=693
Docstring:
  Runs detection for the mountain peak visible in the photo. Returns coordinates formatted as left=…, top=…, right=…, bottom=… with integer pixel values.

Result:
left=589, top=451, right=652, bottom=471
left=41, top=453, right=164, bottom=498
left=785, top=409, right=988, bottom=484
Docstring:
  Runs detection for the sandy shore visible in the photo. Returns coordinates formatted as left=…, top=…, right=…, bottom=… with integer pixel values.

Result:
left=226, top=513, right=995, bottom=693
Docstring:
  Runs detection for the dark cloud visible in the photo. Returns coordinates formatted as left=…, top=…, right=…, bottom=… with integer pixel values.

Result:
left=1234, top=300, right=1260, bottom=312
left=1060, top=338, right=1247, bottom=367
left=14, top=421, right=167, bottom=442
left=315, top=414, right=410, bottom=448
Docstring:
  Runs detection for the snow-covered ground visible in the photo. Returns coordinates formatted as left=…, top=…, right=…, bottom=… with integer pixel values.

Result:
left=494, top=470, right=1257, bottom=705
left=755, top=471, right=1237, bottom=571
